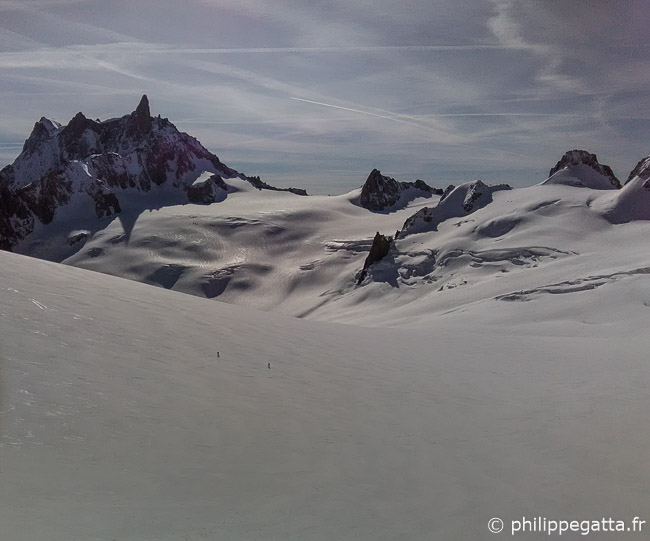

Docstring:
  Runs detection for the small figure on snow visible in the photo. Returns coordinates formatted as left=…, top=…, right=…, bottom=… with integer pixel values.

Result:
left=217, top=351, right=220, bottom=358
left=268, top=362, right=271, bottom=370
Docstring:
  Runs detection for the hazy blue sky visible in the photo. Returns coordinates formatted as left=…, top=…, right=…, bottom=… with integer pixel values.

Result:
left=1, top=0, right=648, bottom=194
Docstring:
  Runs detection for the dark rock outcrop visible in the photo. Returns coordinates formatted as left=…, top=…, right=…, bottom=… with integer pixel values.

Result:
left=94, top=191, right=121, bottom=218
left=359, top=169, right=436, bottom=211
left=627, top=155, right=650, bottom=184
left=127, top=94, right=152, bottom=138
left=439, top=184, right=456, bottom=201
left=546, top=150, right=621, bottom=189
left=357, top=232, right=392, bottom=284
left=245, top=175, right=308, bottom=196
left=187, top=174, right=228, bottom=204
left=415, top=179, right=444, bottom=196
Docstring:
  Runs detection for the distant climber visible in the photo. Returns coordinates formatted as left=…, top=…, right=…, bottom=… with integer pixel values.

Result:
left=268, top=362, right=271, bottom=370
left=217, top=351, right=220, bottom=358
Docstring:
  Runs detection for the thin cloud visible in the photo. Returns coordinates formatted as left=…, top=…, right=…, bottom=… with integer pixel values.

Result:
left=487, top=0, right=584, bottom=93
left=290, top=97, right=466, bottom=144
left=133, top=45, right=509, bottom=54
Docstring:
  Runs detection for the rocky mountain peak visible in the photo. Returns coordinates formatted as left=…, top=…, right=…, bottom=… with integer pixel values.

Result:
left=61, top=111, right=96, bottom=142
left=360, top=169, right=400, bottom=210
left=22, top=118, right=59, bottom=155
left=547, top=150, right=621, bottom=189
left=359, top=169, right=437, bottom=211
left=0, top=96, right=308, bottom=253
left=127, top=94, right=152, bottom=137
left=135, top=94, right=150, bottom=117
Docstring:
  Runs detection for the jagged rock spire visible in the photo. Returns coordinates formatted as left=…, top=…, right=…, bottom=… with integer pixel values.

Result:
left=135, top=94, right=150, bottom=118
left=127, top=94, right=152, bottom=137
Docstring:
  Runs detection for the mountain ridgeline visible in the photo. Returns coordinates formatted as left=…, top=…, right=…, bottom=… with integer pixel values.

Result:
left=355, top=149, right=649, bottom=284
left=0, top=96, right=306, bottom=251
left=0, top=97, right=648, bottom=310
left=358, top=169, right=444, bottom=211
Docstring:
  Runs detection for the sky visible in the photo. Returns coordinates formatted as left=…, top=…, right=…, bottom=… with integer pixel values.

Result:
left=0, top=0, right=648, bottom=194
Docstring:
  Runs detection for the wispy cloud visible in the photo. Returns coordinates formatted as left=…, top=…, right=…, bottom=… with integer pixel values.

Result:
left=125, top=45, right=509, bottom=54
left=487, top=0, right=584, bottom=93
left=0, top=0, right=647, bottom=192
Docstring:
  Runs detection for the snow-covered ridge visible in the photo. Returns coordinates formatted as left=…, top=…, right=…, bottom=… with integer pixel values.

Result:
left=398, top=179, right=511, bottom=237
left=593, top=169, right=650, bottom=224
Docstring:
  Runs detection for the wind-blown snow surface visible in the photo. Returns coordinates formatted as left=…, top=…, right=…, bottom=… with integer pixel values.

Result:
left=16, top=179, right=436, bottom=316
left=1, top=250, right=649, bottom=541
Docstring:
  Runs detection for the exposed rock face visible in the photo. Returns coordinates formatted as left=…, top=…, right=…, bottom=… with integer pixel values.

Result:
left=67, top=230, right=89, bottom=246
left=400, top=180, right=511, bottom=237
left=246, top=175, right=308, bottom=196
left=357, top=232, right=393, bottom=284
left=6, top=95, right=237, bottom=192
left=626, top=155, right=650, bottom=184
left=187, top=174, right=228, bottom=204
left=127, top=94, right=153, bottom=138
left=0, top=182, right=32, bottom=251
left=439, top=184, right=456, bottom=201
left=415, top=179, right=444, bottom=196
left=0, top=96, right=307, bottom=251
left=545, top=150, right=621, bottom=189
left=359, top=169, right=437, bottom=211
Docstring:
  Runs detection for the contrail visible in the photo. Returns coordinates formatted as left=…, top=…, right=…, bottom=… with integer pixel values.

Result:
left=291, top=97, right=413, bottom=124
left=144, top=45, right=508, bottom=55
left=289, top=97, right=457, bottom=141
left=290, top=98, right=537, bottom=160
left=423, top=112, right=586, bottom=117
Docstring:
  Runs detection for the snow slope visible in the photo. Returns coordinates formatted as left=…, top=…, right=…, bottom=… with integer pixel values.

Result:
left=13, top=174, right=648, bottom=330
left=335, top=183, right=650, bottom=327
left=541, top=150, right=621, bottom=189
left=541, top=163, right=619, bottom=189
left=399, top=179, right=511, bottom=236
left=16, top=181, right=437, bottom=316
left=1, top=250, right=649, bottom=540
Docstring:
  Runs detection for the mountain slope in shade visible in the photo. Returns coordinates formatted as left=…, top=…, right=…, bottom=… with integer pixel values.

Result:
left=0, top=96, right=305, bottom=251
left=594, top=155, right=650, bottom=223
left=626, top=154, right=650, bottom=184
left=541, top=150, right=621, bottom=189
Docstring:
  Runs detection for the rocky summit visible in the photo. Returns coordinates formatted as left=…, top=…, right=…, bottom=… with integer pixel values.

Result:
left=359, top=169, right=440, bottom=211
left=0, top=96, right=305, bottom=251
left=544, top=150, right=621, bottom=189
